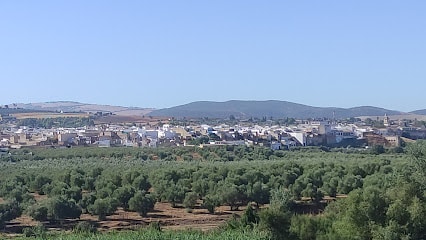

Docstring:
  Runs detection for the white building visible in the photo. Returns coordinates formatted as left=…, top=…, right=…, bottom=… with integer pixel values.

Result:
left=98, top=139, right=111, bottom=147
left=271, top=141, right=282, bottom=150
left=0, top=139, right=9, bottom=146
left=288, top=132, right=307, bottom=146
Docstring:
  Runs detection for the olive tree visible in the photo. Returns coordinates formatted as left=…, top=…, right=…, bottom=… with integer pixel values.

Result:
left=128, top=191, right=155, bottom=217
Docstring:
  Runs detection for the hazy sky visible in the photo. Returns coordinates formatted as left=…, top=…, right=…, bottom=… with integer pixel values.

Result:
left=0, top=1, right=425, bottom=111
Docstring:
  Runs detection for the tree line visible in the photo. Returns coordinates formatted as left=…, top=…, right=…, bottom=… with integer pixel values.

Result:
left=16, top=117, right=95, bottom=129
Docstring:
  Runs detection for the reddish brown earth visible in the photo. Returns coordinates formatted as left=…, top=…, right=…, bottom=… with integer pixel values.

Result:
left=2, top=200, right=239, bottom=236
left=94, top=115, right=169, bottom=125
left=1, top=194, right=344, bottom=236
left=11, top=112, right=89, bottom=119
left=86, top=202, right=235, bottom=232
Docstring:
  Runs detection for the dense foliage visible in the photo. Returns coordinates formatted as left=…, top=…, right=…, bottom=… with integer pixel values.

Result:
left=16, top=117, right=95, bottom=128
left=0, top=142, right=425, bottom=239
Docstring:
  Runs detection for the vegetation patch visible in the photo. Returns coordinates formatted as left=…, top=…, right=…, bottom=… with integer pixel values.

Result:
left=0, top=142, right=425, bottom=239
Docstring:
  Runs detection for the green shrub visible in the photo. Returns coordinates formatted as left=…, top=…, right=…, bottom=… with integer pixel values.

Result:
left=22, top=224, right=47, bottom=238
left=73, top=221, right=98, bottom=234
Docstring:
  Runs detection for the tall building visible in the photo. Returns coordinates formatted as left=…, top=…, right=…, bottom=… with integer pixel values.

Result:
left=384, top=114, right=390, bottom=127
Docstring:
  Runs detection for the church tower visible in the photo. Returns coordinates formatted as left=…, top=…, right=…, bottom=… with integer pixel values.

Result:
left=383, top=113, right=390, bottom=127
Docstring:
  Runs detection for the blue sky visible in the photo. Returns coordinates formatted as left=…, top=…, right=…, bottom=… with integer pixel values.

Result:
left=0, top=1, right=425, bottom=111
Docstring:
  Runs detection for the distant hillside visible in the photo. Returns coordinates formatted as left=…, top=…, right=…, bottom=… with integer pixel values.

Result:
left=12, top=101, right=154, bottom=116
left=6, top=100, right=410, bottom=119
left=149, top=100, right=404, bottom=119
left=0, top=108, right=49, bottom=116
left=411, top=109, right=426, bottom=115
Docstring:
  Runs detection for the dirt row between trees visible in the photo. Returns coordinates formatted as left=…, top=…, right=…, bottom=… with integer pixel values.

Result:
left=2, top=194, right=347, bottom=237
left=3, top=202, right=237, bottom=236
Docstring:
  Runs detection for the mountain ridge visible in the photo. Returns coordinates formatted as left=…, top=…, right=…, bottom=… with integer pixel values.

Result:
left=148, top=100, right=406, bottom=119
left=410, top=109, right=426, bottom=115
left=4, top=100, right=425, bottom=119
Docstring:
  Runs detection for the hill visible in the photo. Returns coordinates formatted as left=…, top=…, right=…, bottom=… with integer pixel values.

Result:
left=410, top=109, right=426, bottom=115
left=5, top=100, right=411, bottom=119
left=149, top=100, right=404, bottom=119
left=12, top=101, right=154, bottom=116
left=0, top=108, right=50, bottom=116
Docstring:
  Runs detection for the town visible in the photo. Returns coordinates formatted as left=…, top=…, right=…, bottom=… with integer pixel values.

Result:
left=1, top=109, right=425, bottom=152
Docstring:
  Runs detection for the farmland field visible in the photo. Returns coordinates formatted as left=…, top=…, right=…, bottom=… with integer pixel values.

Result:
left=11, top=112, right=90, bottom=120
left=0, top=143, right=425, bottom=239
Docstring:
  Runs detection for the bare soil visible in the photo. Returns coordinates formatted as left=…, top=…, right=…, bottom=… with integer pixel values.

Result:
left=11, top=112, right=90, bottom=119
left=94, top=115, right=169, bottom=125
left=2, top=194, right=344, bottom=235
left=2, top=201, right=239, bottom=236
left=80, top=202, right=235, bottom=232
